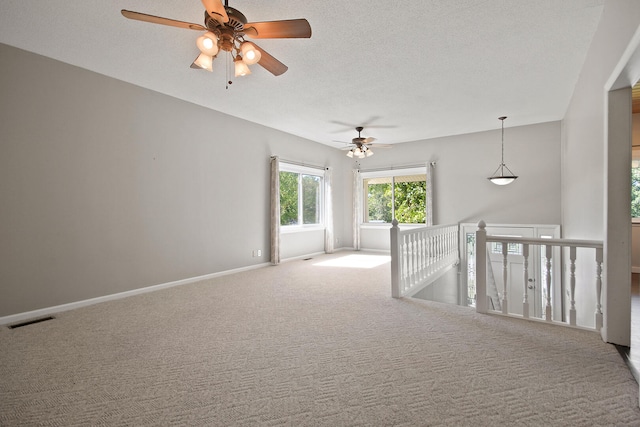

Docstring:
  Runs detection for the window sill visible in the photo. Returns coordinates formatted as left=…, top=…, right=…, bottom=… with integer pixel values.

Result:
left=360, top=223, right=426, bottom=230
left=280, top=226, right=325, bottom=234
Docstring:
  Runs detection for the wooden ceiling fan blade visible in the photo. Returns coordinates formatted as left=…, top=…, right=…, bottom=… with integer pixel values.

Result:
left=244, top=19, right=312, bottom=38
left=121, top=10, right=206, bottom=31
left=201, top=0, right=229, bottom=23
left=253, top=44, right=288, bottom=76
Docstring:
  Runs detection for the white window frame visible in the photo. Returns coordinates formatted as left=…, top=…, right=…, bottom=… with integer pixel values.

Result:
left=360, top=166, right=427, bottom=226
left=279, top=162, right=324, bottom=232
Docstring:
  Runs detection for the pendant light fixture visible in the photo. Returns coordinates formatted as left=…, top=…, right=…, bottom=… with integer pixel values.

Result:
left=488, top=116, right=518, bottom=186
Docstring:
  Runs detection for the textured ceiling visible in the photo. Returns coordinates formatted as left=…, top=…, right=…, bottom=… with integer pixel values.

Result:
left=0, top=0, right=605, bottom=148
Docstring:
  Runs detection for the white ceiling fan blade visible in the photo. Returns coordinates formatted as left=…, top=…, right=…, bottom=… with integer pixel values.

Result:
left=201, top=0, right=229, bottom=23
left=363, top=137, right=376, bottom=143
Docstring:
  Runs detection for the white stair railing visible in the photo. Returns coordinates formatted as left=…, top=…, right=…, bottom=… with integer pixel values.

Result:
left=391, top=220, right=459, bottom=298
left=475, top=220, right=604, bottom=330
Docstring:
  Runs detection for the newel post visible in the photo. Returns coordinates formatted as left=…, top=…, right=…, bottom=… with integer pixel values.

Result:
left=476, top=220, right=487, bottom=313
left=390, top=219, right=401, bottom=298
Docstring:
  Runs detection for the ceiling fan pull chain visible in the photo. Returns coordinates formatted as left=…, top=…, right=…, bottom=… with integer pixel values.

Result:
left=226, top=53, right=232, bottom=89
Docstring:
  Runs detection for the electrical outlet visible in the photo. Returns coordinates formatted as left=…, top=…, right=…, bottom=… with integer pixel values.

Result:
left=252, top=250, right=256, bottom=257
left=257, top=249, right=262, bottom=257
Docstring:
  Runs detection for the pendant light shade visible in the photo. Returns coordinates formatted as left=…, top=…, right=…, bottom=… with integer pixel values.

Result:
left=488, top=116, right=518, bottom=185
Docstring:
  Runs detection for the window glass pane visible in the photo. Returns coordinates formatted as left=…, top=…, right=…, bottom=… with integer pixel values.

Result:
left=364, top=177, right=392, bottom=223
left=632, top=161, right=640, bottom=218
left=279, top=171, right=298, bottom=225
left=466, top=233, right=476, bottom=307
left=394, top=174, right=426, bottom=223
left=491, top=242, right=523, bottom=255
left=302, top=174, right=321, bottom=224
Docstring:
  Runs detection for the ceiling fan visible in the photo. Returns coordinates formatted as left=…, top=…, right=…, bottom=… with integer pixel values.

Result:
left=341, top=127, right=392, bottom=158
left=121, top=0, right=311, bottom=77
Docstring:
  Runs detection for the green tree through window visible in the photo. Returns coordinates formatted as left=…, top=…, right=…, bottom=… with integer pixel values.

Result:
left=363, top=173, right=427, bottom=224
left=279, top=165, right=323, bottom=227
left=280, top=171, right=299, bottom=225
left=632, top=166, right=640, bottom=218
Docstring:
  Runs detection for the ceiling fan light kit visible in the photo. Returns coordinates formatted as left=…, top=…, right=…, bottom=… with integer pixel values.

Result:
left=192, top=52, right=214, bottom=71
left=488, top=116, right=518, bottom=186
left=342, top=126, right=393, bottom=159
left=234, top=55, right=251, bottom=76
left=121, top=0, right=312, bottom=80
left=240, top=42, right=261, bottom=65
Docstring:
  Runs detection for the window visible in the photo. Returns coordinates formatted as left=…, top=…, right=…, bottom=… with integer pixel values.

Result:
left=633, top=151, right=640, bottom=220
left=279, top=163, right=323, bottom=227
left=491, top=242, right=523, bottom=255
left=362, top=167, right=427, bottom=224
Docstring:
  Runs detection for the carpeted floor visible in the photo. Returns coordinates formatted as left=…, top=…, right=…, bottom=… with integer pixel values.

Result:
left=1, top=251, right=638, bottom=426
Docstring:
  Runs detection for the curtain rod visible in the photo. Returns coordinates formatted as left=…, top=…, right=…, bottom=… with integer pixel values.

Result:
left=358, top=162, right=435, bottom=173
left=273, top=156, right=327, bottom=171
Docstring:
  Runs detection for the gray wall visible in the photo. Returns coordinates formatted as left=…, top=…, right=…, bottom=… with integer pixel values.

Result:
left=357, top=121, right=562, bottom=251
left=561, top=0, right=640, bottom=339
left=0, top=43, right=348, bottom=317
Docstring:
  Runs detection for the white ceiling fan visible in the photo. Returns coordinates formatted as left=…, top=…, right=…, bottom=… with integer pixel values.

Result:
left=121, top=0, right=312, bottom=77
left=340, top=127, right=392, bottom=158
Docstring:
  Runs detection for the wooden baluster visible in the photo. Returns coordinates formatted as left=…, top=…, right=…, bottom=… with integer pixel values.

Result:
left=502, top=241, right=509, bottom=314
left=390, top=219, right=401, bottom=298
left=410, top=233, right=417, bottom=287
left=402, top=234, right=408, bottom=293
left=415, top=232, right=420, bottom=283
left=407, top=233, right=413, bottom=292
left=423, top=230, right=428, bottom=279
left=418, top=231, right=424, bottom=283
left=428, top=232, right=433, bottom=275
left=433, top=231, right=438, bottom=273
left=447, top=228, right=452, bottom=264
left=522, top=243, right=530, bottom=319
left=569, top=246, right=577, bottom=326
left=454, top=228, right=459, bottom=262
left=476, top=221, right=487, bottom=313
left=545, top=245, right=552, bottom=322
left=595, top=247, right=603, bottom=331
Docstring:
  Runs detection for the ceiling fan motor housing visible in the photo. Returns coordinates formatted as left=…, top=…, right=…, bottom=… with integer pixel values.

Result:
left=204, top=8, right=246, bottom=31
left=204, top=8, right=248, bottom=52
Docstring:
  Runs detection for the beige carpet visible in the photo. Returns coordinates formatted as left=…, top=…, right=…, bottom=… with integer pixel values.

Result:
left=1, top=251, right=638, bottom=426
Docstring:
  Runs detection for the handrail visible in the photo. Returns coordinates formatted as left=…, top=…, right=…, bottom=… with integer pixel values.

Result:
left=484, top=235, right=602, bottom=249
left=395, top=223, right=458, bottom=237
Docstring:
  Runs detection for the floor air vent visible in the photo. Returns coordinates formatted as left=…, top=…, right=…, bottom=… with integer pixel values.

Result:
left=8, top=316, right=55, bottom=329
left=303, top=258, right=313, bottom=261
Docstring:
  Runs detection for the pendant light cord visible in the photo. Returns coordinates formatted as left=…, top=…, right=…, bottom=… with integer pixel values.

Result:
left=499, top=116, right=507, bottom=168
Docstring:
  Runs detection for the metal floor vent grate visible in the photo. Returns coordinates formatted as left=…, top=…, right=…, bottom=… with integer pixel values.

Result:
left=8, top=316, right=55, bottom=329
left=303, top=257, right=313, bottom=261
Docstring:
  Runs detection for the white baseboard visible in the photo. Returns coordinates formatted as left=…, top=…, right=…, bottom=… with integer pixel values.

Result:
left=358, top=248, right=391, bottom=254
left=0, top=262, right=270, bottom=326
